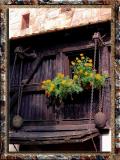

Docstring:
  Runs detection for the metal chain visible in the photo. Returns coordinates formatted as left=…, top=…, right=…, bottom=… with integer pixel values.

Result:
left=98, top=48, right=102, bottom=112
left=91, top=136, right=97, bottom=152
left=17, top=85, right=24, bottom=115
left=88, top=37, right=98, bottom=152
left=98, top=48, right=101, bottom=74
left=98, top=89, right=102, bottom=112
left=99, top=80, right=106, bottom=112
left=17, top=60, right=23, bottom=115
left=89, top=38, right=97, bottom=127
left=98, top=48, right=106, bottom=112
left=10, top=52, right=18, bottom=83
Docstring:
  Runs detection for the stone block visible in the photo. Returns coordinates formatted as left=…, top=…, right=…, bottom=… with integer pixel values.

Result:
left=91, top=8, right=100, bottom=18
left=46, top=8, right=60, bottom=19
left=100, top=8, right=111, bottom=16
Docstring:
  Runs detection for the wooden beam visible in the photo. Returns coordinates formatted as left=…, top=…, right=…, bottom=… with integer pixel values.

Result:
left=16, top=119, right=95, bottom=127
left=10, top=83, right=43, bottom=94
left=9, top=130, right=98, bottom=140
left=9, top=129, right=99, bottom=145
left=60, top=41, right=110, bottom=53
left=10, top=134, right=100, bottom=145
left=21, top=124, right=96, bottom=132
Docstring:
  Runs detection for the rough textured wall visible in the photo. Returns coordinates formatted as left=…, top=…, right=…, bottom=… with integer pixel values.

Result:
left=9, top=8, right=111, bottom=39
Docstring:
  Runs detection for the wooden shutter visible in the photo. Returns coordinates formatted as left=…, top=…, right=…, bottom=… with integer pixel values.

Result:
left=56, top=52, right=69, bottom=75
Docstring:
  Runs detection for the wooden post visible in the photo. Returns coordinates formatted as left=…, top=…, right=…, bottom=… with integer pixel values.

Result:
left=101, top=46, right=111, bottom=125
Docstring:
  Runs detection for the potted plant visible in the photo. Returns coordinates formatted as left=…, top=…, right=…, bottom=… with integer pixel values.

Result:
left=41, top=73, right=83, bottom=105
left=71, top=53, right=108, bottom=90
left=40, top=53, right=108, bottom=104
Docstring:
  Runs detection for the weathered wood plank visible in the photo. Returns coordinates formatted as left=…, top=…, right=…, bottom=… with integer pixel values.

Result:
left=21, top=124, right=95, bottom=132
left=10, top=132, right=100, bottom=145
left=17, top=119, right=95, bottom=127
left=9, top=126, right=110, bottom=144
left=101, top=46, right=110, bottom=75
left=60, top=41, right=110, bottom=53
left=10, top=83, right=43, bottom=94
left=9, top=129, right=98, bottom=140
left=23, top=53, right=56, bottom=84
left=62, top=53, right=69, bottom=76
left=56, top=52, right=63, bottom=73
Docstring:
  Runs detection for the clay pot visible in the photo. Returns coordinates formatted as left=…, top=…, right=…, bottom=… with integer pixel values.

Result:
left=94, top=112, right=107, bottom=129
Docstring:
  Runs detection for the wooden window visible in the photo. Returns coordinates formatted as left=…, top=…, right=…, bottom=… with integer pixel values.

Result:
left=21, top=13, right=30, bottom=30
left=58, top=50, right=99, bottom=121
left=67, top=49, right=98, bottom=78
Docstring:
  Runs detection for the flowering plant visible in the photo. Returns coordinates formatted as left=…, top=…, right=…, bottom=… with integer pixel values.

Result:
left=41, top=54, right=108, bottom=103
left=71, top=54, right=108, bottom=89
left=41, top=73, right=83, bottom=102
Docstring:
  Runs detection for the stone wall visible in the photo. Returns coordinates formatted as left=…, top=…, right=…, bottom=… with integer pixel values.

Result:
left=9, top=7, right=111, bottom=39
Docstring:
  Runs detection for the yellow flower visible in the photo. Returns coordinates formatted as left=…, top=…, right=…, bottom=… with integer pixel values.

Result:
left=61, top=80, right=66, bottom=85
left=88, top=63, right=93, bottom=67
left=95, top=74, right=101, bottom=80
left=88, top=59, right=92, bottom=63
left=84, top=72, right=88, bottom=76
left=57, top=73, right=64, bottom=78
left=76, top=57, right=79, bottom=60
left=79, top=69, right=83, bottom=74
left=46, top=79, right=51, bottom=83
left=51, top=83, right=55, bottom=88
left=81, top=57, right=85, bottom=60
left=73, top=75, right=78, bottom=80
left=80, top=53, right=84, bottom=56
left=77, top=60, right=81, bottom=63
left=41, top=84, right=45, bottom=89
left=49, top=84, right=55, bottom=92
left=90, top=73, right=94, bottom=77
left=71, top=61, right=75, bottom=66
left=84, top=63, right=89, bottom=67
left=67, top=80, right=73, bottom=86
left=50, top=87, right=54, bottom=92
